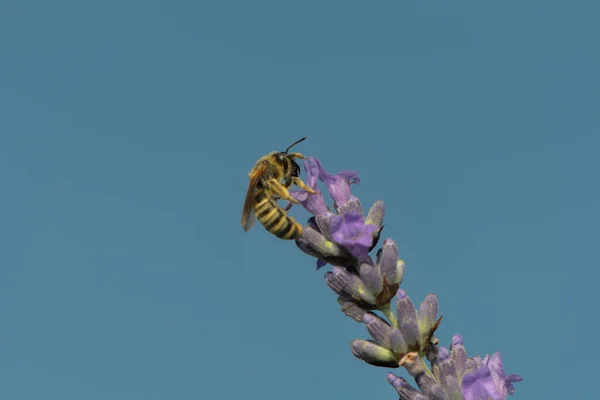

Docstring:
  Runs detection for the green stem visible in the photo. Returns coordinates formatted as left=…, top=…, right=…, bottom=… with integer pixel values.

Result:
left=418, top=356, right=436, bottom=380
left=403, top=355, right=436, bottom=383
left=380, top=303, right=398, bottom=328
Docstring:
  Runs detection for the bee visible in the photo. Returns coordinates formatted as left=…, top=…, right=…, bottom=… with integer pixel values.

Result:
left=241, top=137, right=317, bottom=240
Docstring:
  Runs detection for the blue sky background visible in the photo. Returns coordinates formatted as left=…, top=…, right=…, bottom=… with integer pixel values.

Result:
left=1, top=1, right=598, bottom=399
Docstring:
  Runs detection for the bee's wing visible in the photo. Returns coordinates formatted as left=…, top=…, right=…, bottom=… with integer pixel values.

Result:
left=241, top=161, right=268, bottom=231
left=243, top=209, right=257, bottom=232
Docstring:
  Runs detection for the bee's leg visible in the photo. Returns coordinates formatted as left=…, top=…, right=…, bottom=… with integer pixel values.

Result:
left=291, top=177, right=319, bottom=194
left=283, top=201, right=294, bottom=211
left=266, top=179, right=300, bottom=204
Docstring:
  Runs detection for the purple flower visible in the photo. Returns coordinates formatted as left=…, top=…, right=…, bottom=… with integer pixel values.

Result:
left=462, top=352, right=523, bottom=400
left=387, top=334, right=522, bottom=400
left=462, top=362, right=504, bottom=400
left=293, top=159, right=384, bottom=269
left=294, top=158, right=401, bottom=309
left=313, top=157, right=360, bottom=211
left=290, top=158, right=330, bottom=216
left=329, top=212, right=377, bottom=262
left=287, top=155, right=523, bottom=399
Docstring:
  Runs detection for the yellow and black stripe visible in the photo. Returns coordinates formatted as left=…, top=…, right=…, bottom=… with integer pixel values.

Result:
left=254, top=191, right=302, bottom=240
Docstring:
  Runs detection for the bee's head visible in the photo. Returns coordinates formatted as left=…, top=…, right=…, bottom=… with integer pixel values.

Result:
left=273, top=152, right=301, bottom=177
left=289, top=157, right=301, bottom=177
left=274, top=152, right=286, bottom=163
left=281, top=136, right=306, bottom=176
left=278, top=137, right=307, bottom=177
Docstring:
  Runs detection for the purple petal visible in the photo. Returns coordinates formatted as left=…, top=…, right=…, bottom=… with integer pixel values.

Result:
left=505, top=374, right=523, bottom=395
left=314, top=158, right=360, bottom=209
left=290, top=189, right=328, bottom=216
left=462, top=364, right=504, bottom=400
left=462, top=384, right=497, bottom=400
left=287, top=158, right=330, bottom=216
left=337, top=170, right=360, bottom=185
left=330, top=212, right=376, bottom=261
left=303, top=158, right=320, bottom=189
left=488, top=353, right=509, bottom=378
left=486, top=352, right=522, bottom=397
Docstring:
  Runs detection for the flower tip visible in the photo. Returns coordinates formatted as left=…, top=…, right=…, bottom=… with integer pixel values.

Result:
left=451, top=334, right=464, bottom=347
left=386, top=372, right=404, bottom=388
left=506, top=374, right=524, bottom=394
left=382, top=237, right=396, bottom=248
left=507, top=374, right=523, bottom=383
left=365, top=200, right=385, bottom=228
left=397, top=288, right=407, bottom=299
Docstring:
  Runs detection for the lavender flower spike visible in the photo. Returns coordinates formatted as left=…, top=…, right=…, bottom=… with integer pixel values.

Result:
left=388, top=334, right=523, bottom=399
left=287, top=155, right=522, bottom=399
left=294, top=157, right=384, bottom=270
left=294, top=158, right=402, bottom=313
left=350, top=289, right=442, bottom=368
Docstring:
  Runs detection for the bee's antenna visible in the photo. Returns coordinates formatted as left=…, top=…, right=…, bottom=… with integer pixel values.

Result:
left=284, top=137, right=307, bottom=154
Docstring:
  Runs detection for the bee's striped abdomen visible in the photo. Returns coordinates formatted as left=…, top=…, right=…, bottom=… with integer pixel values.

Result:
left=254, top=191, right=302, bottom=240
